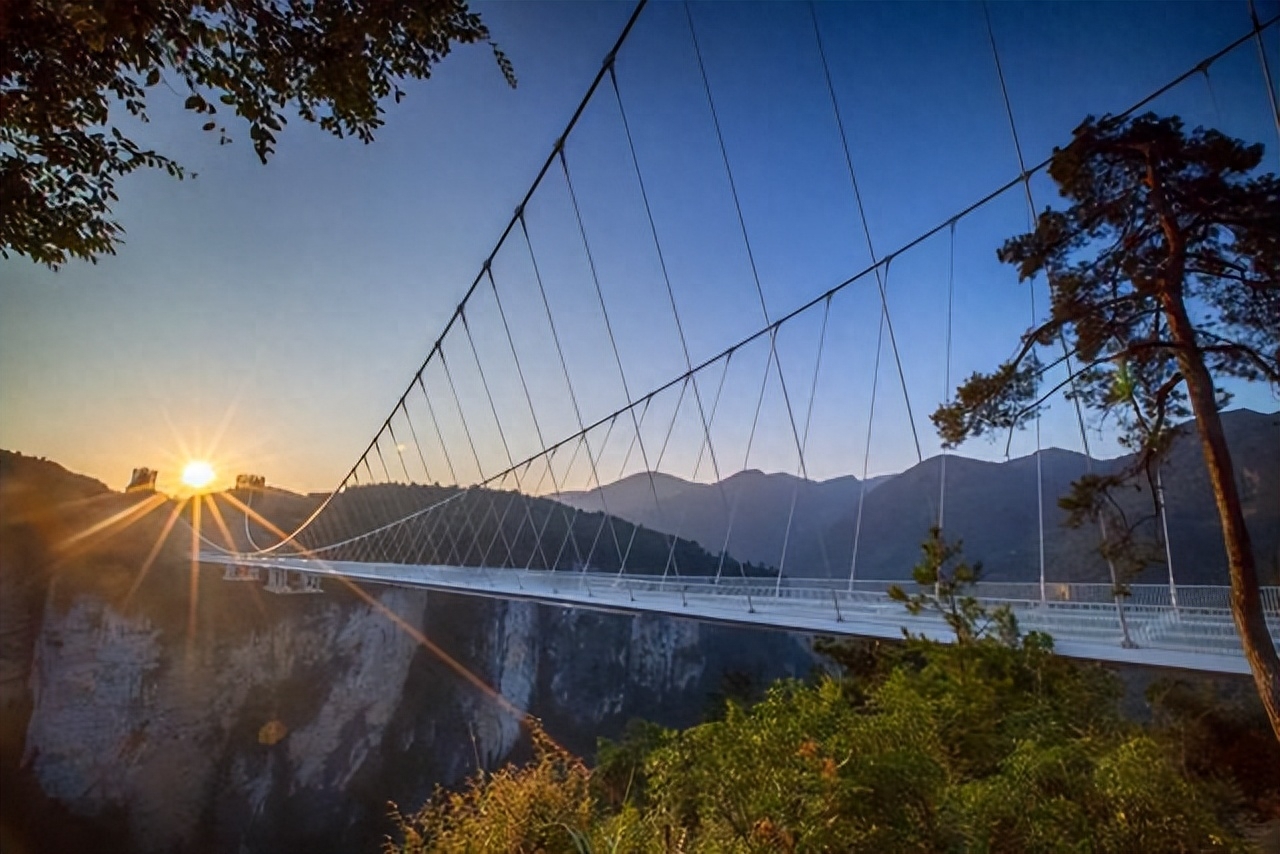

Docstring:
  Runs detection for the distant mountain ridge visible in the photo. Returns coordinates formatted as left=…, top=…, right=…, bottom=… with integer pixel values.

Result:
left=557, top=470, right=890, bottom=575
left=556, top=410, right=1280, bottom=586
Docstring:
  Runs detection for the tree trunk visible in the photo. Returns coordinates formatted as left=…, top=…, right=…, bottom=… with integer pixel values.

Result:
left=1160, top=289, right=1280, bottom=742
left=1145, top=153, right=1280, bottom=742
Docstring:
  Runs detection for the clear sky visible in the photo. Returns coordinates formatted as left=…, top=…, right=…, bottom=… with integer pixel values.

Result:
left=2, top=1, right=1277, bottom=496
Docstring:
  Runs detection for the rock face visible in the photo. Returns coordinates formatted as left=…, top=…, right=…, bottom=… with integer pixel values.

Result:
left=5, top=570, right=814, bottom=854
left=0, top=451, right=816, bottom=853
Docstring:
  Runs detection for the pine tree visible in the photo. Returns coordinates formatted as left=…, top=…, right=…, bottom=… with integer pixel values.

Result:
left=933, top=113, right=1280, bottom=739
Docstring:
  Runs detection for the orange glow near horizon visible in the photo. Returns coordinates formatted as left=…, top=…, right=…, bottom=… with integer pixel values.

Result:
left=124, top=497, right=188, bottom=607
left=146, top=401, right=266, bottom=495
left=188, top=492, right=201, bottom=649
left=57, top=492, right=167, bottom=555
left=181, top=460, right=217, bottom=491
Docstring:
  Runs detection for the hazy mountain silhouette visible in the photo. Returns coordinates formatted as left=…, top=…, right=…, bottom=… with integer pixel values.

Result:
left=557, top=410, right=1279, bottom=586
left=557, top=469, right=891, bottom=572
left=226, top=481, right=768, bottom=578
left=5, top=409, right=1271, bottom=586
left=0, top=451, right=110, bottom=506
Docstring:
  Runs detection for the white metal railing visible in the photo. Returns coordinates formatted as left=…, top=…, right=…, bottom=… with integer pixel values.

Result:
left=200, top=552, right=1278, bottom=674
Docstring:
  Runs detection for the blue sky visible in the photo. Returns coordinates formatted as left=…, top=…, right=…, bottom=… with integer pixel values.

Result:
left=1, top=1, right=1277, bottom=495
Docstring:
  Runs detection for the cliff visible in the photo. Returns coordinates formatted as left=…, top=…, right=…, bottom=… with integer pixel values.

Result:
left=0, top=452, right=815, bottom=854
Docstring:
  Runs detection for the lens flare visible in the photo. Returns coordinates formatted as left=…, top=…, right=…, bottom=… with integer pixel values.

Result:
left=181, top=461, right=216, bottom=490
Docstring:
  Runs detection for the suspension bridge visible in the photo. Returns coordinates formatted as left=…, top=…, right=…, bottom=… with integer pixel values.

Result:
left=199, top=1, right=1280, bottom=676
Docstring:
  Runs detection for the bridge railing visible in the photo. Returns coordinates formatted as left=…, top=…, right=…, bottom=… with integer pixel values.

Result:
left=204, top=553, right=1279, bottom=665
left=596, top=573, right=1279, bottom=652
left=604, top=575, right=1278, bottom=612
left=623, top=576, right=1276, bottom=611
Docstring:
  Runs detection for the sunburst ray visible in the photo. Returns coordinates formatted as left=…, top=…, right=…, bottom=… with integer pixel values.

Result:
left=123, top=496, right=189, bottom=608
left=57, top=492, right=167, bottom=556
left=214, top=493, right=544, bottom=743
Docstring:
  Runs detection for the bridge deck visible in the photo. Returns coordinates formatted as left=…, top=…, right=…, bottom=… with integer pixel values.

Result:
left=200, top=554, right=1279, bottom=675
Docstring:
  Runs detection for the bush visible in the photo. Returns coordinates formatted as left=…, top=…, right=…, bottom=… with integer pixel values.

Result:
left=385, top=533, right=1253, bottom=853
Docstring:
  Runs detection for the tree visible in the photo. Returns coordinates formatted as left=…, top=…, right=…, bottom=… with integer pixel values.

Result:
left=384, top=551, right=1257, bottom=853
left=888, top=526, right=1022, bottom=649
left=386, top=722, right=598, bottom=854
left=932, top=113, right=1280, bottom=739
left=1, top=0, right=516, bottom=268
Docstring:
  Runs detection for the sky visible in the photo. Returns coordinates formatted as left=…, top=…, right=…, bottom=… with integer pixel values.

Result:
left=2, top=1, right=1278, bottom=497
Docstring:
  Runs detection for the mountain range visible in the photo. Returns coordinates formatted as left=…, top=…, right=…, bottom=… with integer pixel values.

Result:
left=557, top=409, right=1280, bottom=586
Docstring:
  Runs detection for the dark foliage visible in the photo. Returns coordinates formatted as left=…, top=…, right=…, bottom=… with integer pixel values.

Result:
left=929, top=113, right=1280, bottom=737
left=388, top=535, right=1259, bottom=853
left=934, top=115, right=1277, bottom=450
left=1, top=0, right=515, bottom=267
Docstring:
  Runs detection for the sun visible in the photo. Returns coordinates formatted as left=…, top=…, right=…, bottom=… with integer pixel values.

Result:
left=181, top=460, right=216, bottom=491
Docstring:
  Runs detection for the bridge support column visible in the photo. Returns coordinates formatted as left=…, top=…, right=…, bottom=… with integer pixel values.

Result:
left=223, top=565, right=261, bottom=582
left=264, top=567, right=323, bottom=595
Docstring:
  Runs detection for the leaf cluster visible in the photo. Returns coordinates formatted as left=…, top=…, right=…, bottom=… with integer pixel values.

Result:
left=2, top=0, right=516, bottom=267
left=386, top=722, right=596, bottom=854
left=931, top=113, right=1279, bottom=586
left=388, top=658, right=1246, bottom=853
left=887, top=525, right=1023, bottom=648
left=385, top=535, right=1250, bottom=853
left=933, top=114, right=1278, bottom=456
left=1147, top=676, right=1280, bottom=814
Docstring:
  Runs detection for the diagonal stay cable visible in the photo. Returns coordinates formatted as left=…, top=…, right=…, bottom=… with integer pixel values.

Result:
left=542, top=442, right=588, bottom=570
left=436, top=350, right=521, bottom=567
left=609, top=63, right=732, bottom=486
left=558, top=148, right=672, bottom=552
left=373, top=438, right=394, bottom=482
left=508, top=458, right=551, bottom=571
left=1247, top=0, right=1280, bottom=144
left=684, top=1, right=814, bottom=481
left=399, top=399, right=436, bottom=485
left=460, top=309, right=547, bottom=568
left=519, top=213, right=626, bottom=567
left=418, top=375, right=460, bottom=485
left=611, top=397, right=659, bottom=574
left=580, top=416, right=627, bottom=572
left=385, top=421, right=414, bottom=483
left=775, top=295, right=832, bottom=594
left=485, top=268, right=586, bottom=569
left=984, top=1, right=1132, bottom=629
left=250, top=9, right=1276, bottom=558
left=716, top=340, right=776, bottom=583
left=649, top=377, right=692, bottom=580
left=607, top=63, right=733, bottom=524
left=808, top=0, right=923, bottom=466
left=550, top=450, right=588, bottom=571
left=939, top=221, right=956, bottom=531
left=982, top=0, right=1047, bottom=601
left=661, top=353, right=734, bottom=579
left=438, top=350, right=487, bottom=484
left=683, top=1, right=769, bottom=326
left=849, top=275, right=888, bottom=589
left=294, top=486, right=473, bottom=557
left=459, top=1, right=1277, bottom=512
left=533, top=442, right=590, bottom=571
left=478, top=472, right=524, bottom=570
left=244, top=0, right=651, bottom=555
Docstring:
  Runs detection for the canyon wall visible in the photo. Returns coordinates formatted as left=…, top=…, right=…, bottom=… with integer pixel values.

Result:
left=2, top=558, right=814, bottom=854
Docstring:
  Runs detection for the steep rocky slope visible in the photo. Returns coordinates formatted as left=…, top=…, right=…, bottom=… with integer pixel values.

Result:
left=0, top=451, right=815, bottom=853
